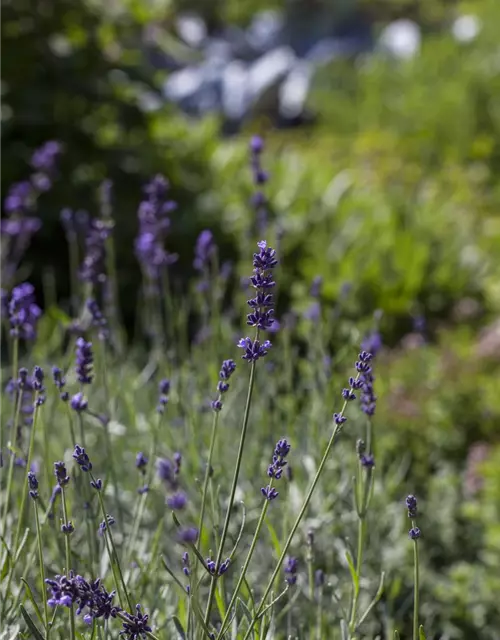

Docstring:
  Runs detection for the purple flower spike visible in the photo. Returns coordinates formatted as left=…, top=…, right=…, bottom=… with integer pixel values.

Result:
left=75, top=337, right=94, bottom=385
left=167, top=492, right=188, bottom=510
left=54, top=461, right=70, bottom=487
left=237, top=337, right=272, bottom=362
left=8, top=283, right=42, bottom=340
left=120, top=604, right=152, bottom=639
left=284, top=556, right=298, bottom=585
left=178, top=527, right=199, bottom=544
left=28, top=471, right=39, bottom=500
left=73, top=444, right=92, bottom=472
left=71, top=392, right=88, bottom=413
left=135, top=175, right=178, bottom=281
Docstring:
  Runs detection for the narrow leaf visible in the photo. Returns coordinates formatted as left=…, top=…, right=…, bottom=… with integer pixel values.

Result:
left=394, top=632, right=400, bottom=640
left=1, top=535, right=12, bottom=582
left=19, top=604, right=44, bottom=640
left=419, top=625, right=427, bottom=640
left=264, top=516, right=281, bottom=558
left=171, top=615, right=186, bottom=639
left=21, top=578, right=44, bottom=627
left=345, top=550, right=359, bottom=595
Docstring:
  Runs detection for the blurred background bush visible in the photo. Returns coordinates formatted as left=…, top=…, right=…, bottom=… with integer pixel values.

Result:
left=2, top=0, right=500, bottom=637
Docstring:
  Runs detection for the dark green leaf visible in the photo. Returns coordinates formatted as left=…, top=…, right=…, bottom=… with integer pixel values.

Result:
left=19, top=604, right=44, bottom=640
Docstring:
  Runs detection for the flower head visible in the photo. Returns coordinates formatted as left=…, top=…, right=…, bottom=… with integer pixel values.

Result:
left=28, top=471, right=39, bottom=500
left=73, top=444, right=92, bottom=472
left=119, top=604, right=152, bottom=639
left=136, top=452, right=148, bottom=473
left=262, top=438, right=291, bottom=501
left=284, top=556, right=298, bottom=585
left=167, top=491, right=188, bottom=510
left=71, top=392, right=88, bottom=413
left=8, top=283, right=42, bottom=340
left=54, top=461, right=70, bottom=487
left=86, top=299, right=109, bottom=341
left=79, top=218, right=110, bottom=284
left=177, top=527, right=199, bottom=545
left=75, top=337, right=94, bottom=385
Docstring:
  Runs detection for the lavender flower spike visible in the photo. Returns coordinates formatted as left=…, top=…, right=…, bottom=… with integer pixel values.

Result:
left=262, top=438, right=291, bottom=500
left=75, top=337, right=94, bottom=385
left=73, top=444, right=92, bottom=472
left=239, top=240, right=278, bottom=348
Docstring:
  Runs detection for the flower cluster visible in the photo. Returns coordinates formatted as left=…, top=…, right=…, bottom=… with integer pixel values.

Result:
left=73, top=444, right=92, bottom=472
left=358, top=348, right=377, bottom=416
left=406, top=494, right=421, bottom=539
left=356, top=439, right=375, bottom=468
left=30, top=141, right=62, bottom=191
left=99, top=514, right=116, bottom=536
left=79, top=217, right=111, bottom=285
left=284, top=556, right=298, bottom=586
left=166, top=491, right=188, bottom=510
left=157, top=378, right=170, bottom=414
left=54, top=461, right=70, bottom=487
left=71, top=391, right=88, bottom=413
left=193, top=229, right=216, bottom=290
left=206, top=557, right=230, bottom=576
left=87, top=298, right=109, bottom=341
left=182, top=552, right=190, bottom=576
left=237, top=240, right=278, bottom=362
left=76, top=337, right=94, bottom=385
left=45, top=573, right=119, bottom=622
left=262, top=438, right=291, bottom=501
left=157, top=454, right=181, bottom=491
left=52, top=366, right=69, bottom=402
left=249, top=136, right=269, bottom=233
left=8, top=283, right=42, bottom=340
left=32, top=365, right=46, bottom=406
left=120, top=604, right=152, bottom=639
left=135, top=175, right=177, bottom=281
left=27, top=471, right=39, bottom=500
left=136, top=452, right=148, bottom=474
left=177, top=527, right=199, bottom=545
left=212, top=359, right=236, bottom=411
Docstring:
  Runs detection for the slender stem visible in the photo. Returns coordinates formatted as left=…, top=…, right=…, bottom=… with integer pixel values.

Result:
left=75, top=413, right=97, bottom=573
left=68, top=236, right=80, bottom=316
left=241, top=383, right=358, bottom=640
left=11, top=336, right=19, bottom=388
left=33, top=501, right=49, bottom=637
left=1, top=386, right=23, bottom=534
left=198, top=409, right=220, bottom=546
left=12, top=399, right=41, bottom=555
left=349, top=517, right=365, bottom=633
left=60, top=486, right=75, bottom=640
left=316, top=585, right=323, bottom=640
left=91, top=472, right=133, bottom=611
left=412, top=520, right=419, bottom=640
left=204, top=359, right=257, bottom=626
left=217, top=499, right=270, bottom=638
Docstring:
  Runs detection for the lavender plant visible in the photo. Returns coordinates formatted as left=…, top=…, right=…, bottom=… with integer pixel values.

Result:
left=0, top=137, right=444, bottom=640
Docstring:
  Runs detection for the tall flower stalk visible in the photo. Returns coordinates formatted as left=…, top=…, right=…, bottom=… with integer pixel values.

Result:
left=240, top=352, right=373, bottom=640
left=406, top=495, right=422, bottom=640
left=203, top=240, right=277, bottom=628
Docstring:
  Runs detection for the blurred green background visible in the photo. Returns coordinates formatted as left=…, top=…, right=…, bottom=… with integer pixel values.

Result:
left=2, top=0, right=500, bottom=637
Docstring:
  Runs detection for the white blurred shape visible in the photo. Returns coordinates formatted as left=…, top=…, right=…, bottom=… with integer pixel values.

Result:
left=452, top=15, right=481, bottom=43
left=379, top=19, right=421, bottom=60
left=279, top=60, right=312, bottom=118
left=247, top=10, right=284, bottom=52
left=175, top=13, right=207, bottom=48
left=222, top=60, right=249, bottom=119
left=164, top=66, right=204, bottom=101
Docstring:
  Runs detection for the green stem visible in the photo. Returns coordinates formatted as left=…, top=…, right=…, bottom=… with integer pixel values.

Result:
left=316, top=585, right=323, bottom=640
left=349, top=517, right=365, bottom=633
left=60, top=486, right=75, bottom=640
left=412, top=520, right=419, bottom=640
left=217, top=498, right=270, bottom=638
left=33, top=501, right=49, bottom=638
left=204, top=359, right=257, bottom=627
left=1, top=386, right=23, bottom=535
left=241, top=380, right=358, bottom=640
left=91, top=472, right=133, bottom=611
left=198, top=408, right=220, bottom=549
